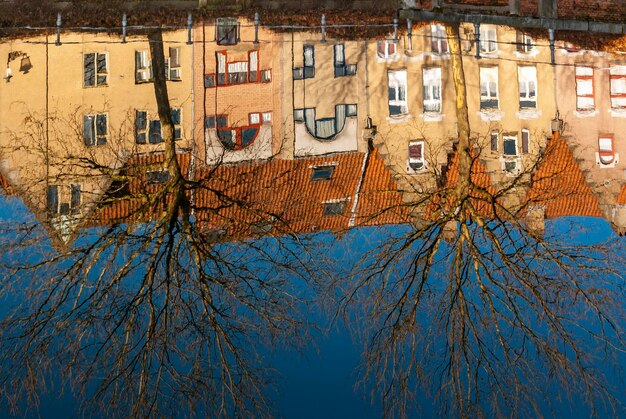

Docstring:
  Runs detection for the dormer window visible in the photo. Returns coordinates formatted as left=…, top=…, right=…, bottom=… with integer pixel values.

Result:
left=311, top=165, right=336, bottom=181
left=216, top=18, right=239, bottom=45
left=323, top=201, right=345, bottom=216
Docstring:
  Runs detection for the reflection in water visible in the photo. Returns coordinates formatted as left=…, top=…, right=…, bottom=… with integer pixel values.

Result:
left=0, top=15, right=625, bottom=417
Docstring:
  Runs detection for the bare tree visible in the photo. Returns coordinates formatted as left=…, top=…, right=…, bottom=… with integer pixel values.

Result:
left=0, top=29, right=316, bottom=418
left=332, top=24, right=626, bottom=418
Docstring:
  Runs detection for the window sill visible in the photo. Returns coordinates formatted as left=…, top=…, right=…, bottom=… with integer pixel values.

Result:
left=516, top=109, right=542, bottom=120
left=574, top=109, right=599, bottom=118
left=420, top=112, right=444, bottom=122
left=478, top=110, right=504, bottom=122
left=375, top=54, right=400, bottom=63
left=479, top=52, right=500, bottom=59
left=513, top=49, right=539, bottom=59
left=610, top=108, right=626, bottom=118
left=596, top=152, right=619, bottom=168
left=387, top=114, right=413, bottom=123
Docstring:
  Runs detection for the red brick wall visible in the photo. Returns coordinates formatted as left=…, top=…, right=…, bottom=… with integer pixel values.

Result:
left=520, top=0, right=538, bottom=16
left=557, top=0, right=623, bottom=21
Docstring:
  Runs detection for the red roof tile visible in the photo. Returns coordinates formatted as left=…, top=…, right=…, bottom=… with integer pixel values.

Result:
left=525, top=133, right=602, bottom=218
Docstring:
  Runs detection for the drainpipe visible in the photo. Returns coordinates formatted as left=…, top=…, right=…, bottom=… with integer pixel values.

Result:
left=349, top=119, right=377, bottom=227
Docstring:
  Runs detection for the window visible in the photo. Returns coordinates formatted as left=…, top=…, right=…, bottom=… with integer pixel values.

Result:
left=490, top=131, right=498, bottom=152
left=70, top=184, right=81, bottom=214
left=388, top=70, right=408, bottom=116
left=422, top=67, right=442, bottom=113
left=149, top=120, right=162, bottom=144
left=136, top=109, right=180, bottom=143
left=575, top=66, right=594, bottom=111
left=479, top=25, right=497, bottom=54
left=334, top=44, right=356, bottom=77
left=249, top=112, right=260, bottom=125
left=84, top=52, right=107, bottom=87
left=147, top=170, right=170, bottom=184
left=503, top=135, right=519, bottom=174
left=516, top=31, right=533, bottom=53
left=518, top=66, right=537, bottom=109
left=480, top=67, right=499, bottom=109
left=251, top=221, right=273, bottom=235
left=323, top=201, right=345, bottom=216
left=217, top=50, right=262, bottom=86
left=168, top=47, right=181, bottom=80
left=135, top=50, right=152, bottom=83
left=249, top=50, right=258, bottom=82
left=228, top=61, right=248, bottom=84
left=216, top=18, right=239, bottom=45
left=261, top=69, right=271, bottom=83
left=311, top=165, right=335, bottom=181
left=503, top=135, right=518, bottom=156
left=135, top=110, right=147, bottom=144
left=204, top=115, right=227, bottom=129
left=171, top=108, right=182, bottom=140
left=294, top=45, right=314, bottom=80
left=83, top=114, right=107, bottom=146
left=204, top=74, right=216, bottom=88
left=346, top=104, right=357, bottom=117
left=47, top=184, right=81, bottom=215
left=377, top=40, right=397, bottom=59
left=294, top=109, right=304, bottom=122
left=610, top=66, right=626, bottom=109
left=431, top=24, right=448, bottom=54
left=598, top=136, right=615, bottom=165
left=408, top=141, right=425, bottom=171
left=262, top=112, right=272, bottom=123
left=521, top=129, right=530, bottom=154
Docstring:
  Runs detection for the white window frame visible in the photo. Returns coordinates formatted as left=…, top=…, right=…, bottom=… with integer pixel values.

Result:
left=575, top=66, right=595, bottom=111
left=516, top=32, right=534, bottom=53
left=168, top=46, right=182, bottom=80
left=610, top=66, right=626, bottom=109
left=135, top=50, right=152, bottom=83
left=249, top=112, right=260, bottom=125
left=518, top=66, right=537, bottom=109
left=502, top=135, right=520, bottom=175
left=422, top=67, right=442, bottom=113
left=388, top=69, right=408, bottom=117
left=83, top=52, right=108, bottom=87
left=597, top=135, right=618, bottom=167
left=479, top=25, right=497, bottom=54
left=377, top=40, right=397, bottom=59
left=83, top=113, right=108, bottom=146
left=408, top=140, right=425, bottom=172
left=480, top=66, right=499, bottom=109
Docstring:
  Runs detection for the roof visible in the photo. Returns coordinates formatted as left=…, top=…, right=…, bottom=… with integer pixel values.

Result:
left=525, top=133, right=602, bottom=218
left=93, top=150, right=407, bottom=239
left=353, top=148, right=410, bottom=226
